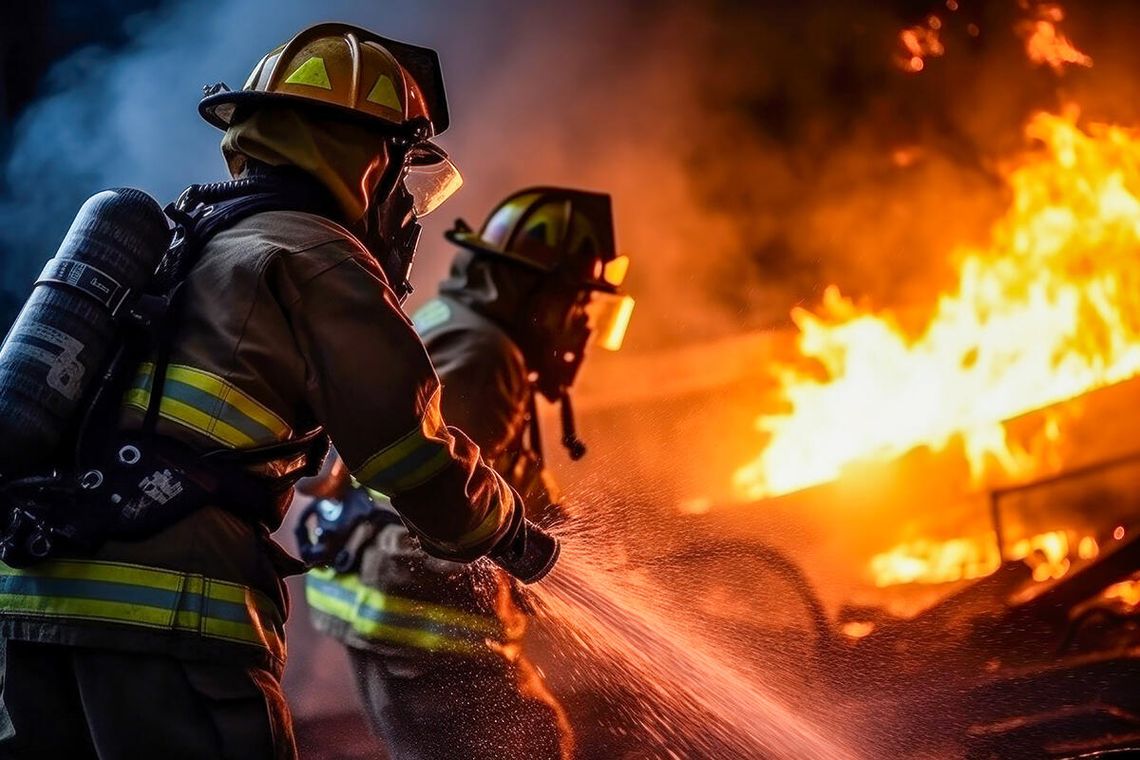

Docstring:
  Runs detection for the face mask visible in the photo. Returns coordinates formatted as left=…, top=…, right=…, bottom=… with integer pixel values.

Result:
left=360, top=142, right=462, bottom=302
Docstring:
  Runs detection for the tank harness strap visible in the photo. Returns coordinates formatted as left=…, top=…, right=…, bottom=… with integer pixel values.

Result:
left=35, top=259, right=133, bottom=317
left=0, top=176, right=340, bottom=567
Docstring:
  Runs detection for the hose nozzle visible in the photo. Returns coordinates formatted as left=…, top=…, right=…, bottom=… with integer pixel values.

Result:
left=491, top=518, right=561, bottom=584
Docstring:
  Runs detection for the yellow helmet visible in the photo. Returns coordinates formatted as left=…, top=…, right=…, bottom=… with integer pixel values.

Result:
left=447, top=187, right=634, bottom=353
left=446, top=187, right=628, bottom=293
left=199, top=22, right=449, bottom=139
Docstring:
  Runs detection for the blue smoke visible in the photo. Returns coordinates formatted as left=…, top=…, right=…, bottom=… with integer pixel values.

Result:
left=0, top=0, right=610, bottom=312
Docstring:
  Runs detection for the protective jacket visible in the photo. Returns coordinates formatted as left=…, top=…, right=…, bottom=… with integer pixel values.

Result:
left=0, top=211, right=514, bottom=676
left=307, top=293, right=556, bottom=659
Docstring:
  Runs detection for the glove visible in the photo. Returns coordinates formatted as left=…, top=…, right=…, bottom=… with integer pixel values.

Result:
left=488, top=488, right=561, bottom=584
left=294, top=451, right=349, bottom=500
left=293, top=486, right=400, bottom=571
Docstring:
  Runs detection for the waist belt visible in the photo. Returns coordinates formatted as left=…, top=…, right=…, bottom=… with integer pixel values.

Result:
left=0, top=559, right=285, bottom=664
left=306, top=568, right=503, bottom=656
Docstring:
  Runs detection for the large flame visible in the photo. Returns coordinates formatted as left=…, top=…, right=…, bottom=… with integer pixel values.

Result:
left=734, top=109, right=1140, bottom=501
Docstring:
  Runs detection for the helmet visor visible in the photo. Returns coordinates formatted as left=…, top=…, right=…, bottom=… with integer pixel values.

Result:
left=404, top=142, right=463, bottom=217
left=585, top=292, right=635, bottom=351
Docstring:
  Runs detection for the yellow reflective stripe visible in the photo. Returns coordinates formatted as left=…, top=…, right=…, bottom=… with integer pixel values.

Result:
left=163, top=365, right=288, bottom=438
left=310, top=568, right=499, bottom=635
left=123, top=363, right=290, bottom=449
left=355, top=426, right=434, bottom=483
left=0, top=560, right=284, bottom=662
left=355, top=389, right=452, bottom=492
left=454, top=496, right=508, bottom=551
left=421, top=482, right=510, bottom=556
left=305, top=569, right=501, bottom=655
left=124, top=389, right=257, bottom=448
left=387, top=448, right=452, bottom=492
left=0, top=593, right=179, bottom=628
left=0, top=558, right=185, bottom=589
left=306, top=582, right=478, bottom=655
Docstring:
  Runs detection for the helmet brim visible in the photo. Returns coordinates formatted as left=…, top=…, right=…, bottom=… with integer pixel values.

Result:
left=199, top=88, right=416, bottom=136
left=444, top=228, right=619, bottom=293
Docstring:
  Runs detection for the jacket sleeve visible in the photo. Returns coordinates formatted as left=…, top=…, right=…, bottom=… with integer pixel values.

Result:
left=424, top=328, right=529, bottom=460
left=280, top=247, right=516, bottom=561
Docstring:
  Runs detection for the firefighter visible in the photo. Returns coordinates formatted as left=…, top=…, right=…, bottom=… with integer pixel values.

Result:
left=0, top=24, right=544, bottom=759
left=302, top=188, right=635, bottom=760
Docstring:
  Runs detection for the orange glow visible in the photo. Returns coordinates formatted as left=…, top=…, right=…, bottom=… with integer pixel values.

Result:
left=840, top=621, right=876, bottom=639
left=1103, top=579, right=1140, bottom=608
left=870, top=529, right=1091, bottom=587
left=870, top=536, right=999, bottom=587
left=1078, top=535, right=1099, bottom=560
left=733, top=110, right=1140, bottom=501
left=896, top=24, right=944, bottom=73
left=1114, top=526, right=1126, bottom=541
left=1016, top=3, right=1092, bottom=73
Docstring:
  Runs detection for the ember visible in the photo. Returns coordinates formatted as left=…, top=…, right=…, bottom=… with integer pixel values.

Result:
left=1016, top=0, right=1093, bottom=73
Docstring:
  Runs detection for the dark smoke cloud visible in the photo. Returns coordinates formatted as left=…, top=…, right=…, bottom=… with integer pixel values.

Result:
left=4, top=0, right=1140, bottom=352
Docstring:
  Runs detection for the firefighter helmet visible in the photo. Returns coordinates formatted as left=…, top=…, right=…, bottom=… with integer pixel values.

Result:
left=446, top=188, right=634, bottom=353
left=199, top=22, right=449, bottom=138
left=446, top=187, right=629, bottom=292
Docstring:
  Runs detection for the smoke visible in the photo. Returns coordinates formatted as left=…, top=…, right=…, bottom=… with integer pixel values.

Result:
left=8, top=1, right=1140, bottom=349
left=0, top=0, right=723, bottom=344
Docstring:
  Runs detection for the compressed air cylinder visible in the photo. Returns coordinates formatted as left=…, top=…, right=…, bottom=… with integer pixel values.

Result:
left=0, top=188, right=170, bottom=476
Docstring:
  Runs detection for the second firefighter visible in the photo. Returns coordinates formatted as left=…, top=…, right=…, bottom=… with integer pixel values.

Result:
left=302, top=187, right=634, bottom=760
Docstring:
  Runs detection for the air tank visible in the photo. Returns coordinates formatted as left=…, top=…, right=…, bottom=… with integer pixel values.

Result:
left=0, top=188, right=170, bottom=476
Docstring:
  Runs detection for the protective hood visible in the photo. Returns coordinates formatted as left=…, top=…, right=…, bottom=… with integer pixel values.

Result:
left=438, top=248, right=540, bottom=340
left=221, top=105, right=388, bottom=222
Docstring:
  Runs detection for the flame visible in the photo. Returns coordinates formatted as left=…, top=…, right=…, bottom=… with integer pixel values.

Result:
left=840, top=621, right=876, bottom=639
left=870, top=529, right=1095, bottom=587
left=1103, top=578, right=1140, bottom=608
left=1016, top=2, right=1092, bottom=73
left=734, top=109, right=1140, bottom=501
left=870, top=535, right=1000, bottom=587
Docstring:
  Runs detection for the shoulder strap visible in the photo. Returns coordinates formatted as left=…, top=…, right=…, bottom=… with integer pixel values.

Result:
left=139, top=174, right=341, bottom=449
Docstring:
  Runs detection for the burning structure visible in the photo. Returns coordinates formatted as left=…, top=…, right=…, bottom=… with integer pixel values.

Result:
left=543, top=2, right=1140, bottom=757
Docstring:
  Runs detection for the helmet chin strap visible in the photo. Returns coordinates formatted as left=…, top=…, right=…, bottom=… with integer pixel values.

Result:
left=360, top=146, right=420, bottom=302
left=387, top=217, right=421, bottom=303
left=558, top=390, right=587, bottom=461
